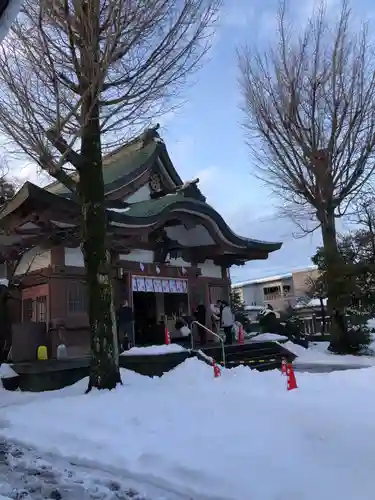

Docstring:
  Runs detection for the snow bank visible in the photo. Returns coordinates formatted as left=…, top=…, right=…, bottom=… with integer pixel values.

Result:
left=251, top=332, right=288, bottom=342
left=0, top=363, right=18, bottom=379
left=0, top=372, right=95, bottom=408
left=2, top=358, right=375, bottom=500
left=287, top=341, right=375, bottom=366
left=121, top=344, right=188, bottom=356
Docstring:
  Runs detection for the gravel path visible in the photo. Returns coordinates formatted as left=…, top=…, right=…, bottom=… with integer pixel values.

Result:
left=0, top=441, right=156, bottom=500
left=293, top=363, right=370, bottom=373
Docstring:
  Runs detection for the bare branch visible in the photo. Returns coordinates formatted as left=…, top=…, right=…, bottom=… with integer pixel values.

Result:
left=0, top=0, right=221, bottom=389
left=239, top=0, right=375, bottom=224
left=0, top=0, right=220, bottom=189
left=238, top=0, right=375, bottom=343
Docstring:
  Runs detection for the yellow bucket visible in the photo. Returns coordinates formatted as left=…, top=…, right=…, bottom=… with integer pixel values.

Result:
left=37, top=345, right=48, bottom=361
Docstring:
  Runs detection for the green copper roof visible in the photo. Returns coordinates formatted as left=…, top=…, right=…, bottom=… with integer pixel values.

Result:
left=0, top=181, right=282, bottom=258
left=108, top=194, right=282, bottom=252
left=47, top=142, right=158, bottom=197
left=124, top=193, right=187, bottom=218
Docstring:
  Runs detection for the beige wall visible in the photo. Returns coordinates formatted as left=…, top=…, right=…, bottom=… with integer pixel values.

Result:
left=292, top=268, right=320, bottom=300
left=234, top=267, right=321, bottom=313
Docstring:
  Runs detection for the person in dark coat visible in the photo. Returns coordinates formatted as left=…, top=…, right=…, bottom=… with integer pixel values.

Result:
left=194, top=303, right=207, bottom=345
left=116, top=300, right=134, bottom=351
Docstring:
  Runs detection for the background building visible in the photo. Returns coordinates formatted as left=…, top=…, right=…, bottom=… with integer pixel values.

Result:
left=232, top=267, right=319, bottom=313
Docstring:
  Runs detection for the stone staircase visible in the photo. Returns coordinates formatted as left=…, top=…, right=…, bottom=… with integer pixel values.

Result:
left=199, top=341, right=296, bottom=372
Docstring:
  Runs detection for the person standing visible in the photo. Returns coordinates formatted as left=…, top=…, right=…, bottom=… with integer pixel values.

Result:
left=210, top=303, right=220, bottom=333
left=221, top=300, right=234, bottom=345
left=116, top=299, right=134, bottom=351
left=194, top=303, right=207, bottom=345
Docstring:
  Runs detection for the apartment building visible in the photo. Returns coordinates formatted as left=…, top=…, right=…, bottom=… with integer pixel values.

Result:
left=232, top=267, right=319, bottom=313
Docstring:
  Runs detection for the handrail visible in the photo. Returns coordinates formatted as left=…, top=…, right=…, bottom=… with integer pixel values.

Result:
left=191, top=320, right=226, bottom=368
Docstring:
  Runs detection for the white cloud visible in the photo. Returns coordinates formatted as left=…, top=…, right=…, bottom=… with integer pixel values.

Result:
left=14, top=161, right=51, bottom=187
left=194, top=166, right=217, bottom=189
left=253, top=0, right=344, bottom=43
left=221, top=3, right=254, bottom=29
left=230, top=212, right=321, bottom=282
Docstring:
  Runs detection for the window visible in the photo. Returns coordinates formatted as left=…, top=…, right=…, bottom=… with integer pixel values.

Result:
left=22, top=298, right=33, bottom=321
left=36, top=296, right=47, bottom=322
left=263, top=286, right=281, bottom=300
left=67, top=282, right=87, bottom=314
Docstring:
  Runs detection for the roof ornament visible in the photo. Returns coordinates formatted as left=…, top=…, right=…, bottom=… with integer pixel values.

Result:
left=175, top=178, right=199, bottom=195
left=141, top=124, right=163, bottom=147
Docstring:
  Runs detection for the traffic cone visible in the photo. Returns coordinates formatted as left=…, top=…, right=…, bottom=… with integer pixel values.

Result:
left=281, top=358, right=287, bottom=375
left=286, top=362, right=298, bottom=391
left=213, top=360, right=221, bottom=378
left=164, top=326, right=171, bottom=345
left=238, top=324, right=245, bottom=345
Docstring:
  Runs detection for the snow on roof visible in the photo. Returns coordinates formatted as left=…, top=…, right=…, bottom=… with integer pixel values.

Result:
left=232, top=265, right=317, bottom=289
left=296, top=297, right=328, bottom=309
left=232, top=272, right=292, bottom=288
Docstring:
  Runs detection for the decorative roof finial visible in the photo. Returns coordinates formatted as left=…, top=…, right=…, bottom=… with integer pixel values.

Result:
left=175, top=178, right=200, bottom=193
left=141, top=124, right=162, bottom=146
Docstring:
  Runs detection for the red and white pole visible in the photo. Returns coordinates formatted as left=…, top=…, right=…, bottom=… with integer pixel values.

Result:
left=164, top=326, right=171, bottom=345
left=281, top=358, right=287, bottom=375
left=238, top=324, right=245, bottom=345
left=213, top=360, right=221, bottom=378
left=286, top=362, right=298, bottom=391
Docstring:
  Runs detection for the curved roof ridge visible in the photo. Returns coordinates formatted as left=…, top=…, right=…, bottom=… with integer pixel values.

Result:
left=108, top=193, right=282, bottom=252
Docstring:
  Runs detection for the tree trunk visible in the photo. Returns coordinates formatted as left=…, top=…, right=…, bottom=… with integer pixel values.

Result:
left=320, top=207, right=345, bottom=351
left=79, top=99, right=121, bottom=392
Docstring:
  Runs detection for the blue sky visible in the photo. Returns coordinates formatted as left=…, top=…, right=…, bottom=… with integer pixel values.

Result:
left=13, top=0, right=372, bottom=284
left=160, top=0, right=373, bottom=283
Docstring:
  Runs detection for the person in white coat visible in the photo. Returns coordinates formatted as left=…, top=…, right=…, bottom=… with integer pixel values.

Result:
left=220, top=300, right=234, bottom=345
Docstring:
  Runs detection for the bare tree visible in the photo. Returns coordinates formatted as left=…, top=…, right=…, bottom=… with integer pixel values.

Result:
left=0, top=0, right=220, bottom=390
left=238, top=0, right=375, bottom=350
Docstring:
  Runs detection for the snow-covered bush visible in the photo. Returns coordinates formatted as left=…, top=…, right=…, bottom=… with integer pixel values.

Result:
left=328, top=311, right=372, bottom=354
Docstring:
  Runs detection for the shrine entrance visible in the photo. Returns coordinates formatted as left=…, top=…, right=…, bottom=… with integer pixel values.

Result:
left=132, top=275, right=190, bottom=345
left=133, top=291, right=157, bottom=345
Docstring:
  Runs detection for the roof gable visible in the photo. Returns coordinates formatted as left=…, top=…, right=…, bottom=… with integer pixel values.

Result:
left=0, top=181, right=282, bottom=265
left=47, top=140, right=159, bottom=197
left=45, top=130, right=206, bottom=202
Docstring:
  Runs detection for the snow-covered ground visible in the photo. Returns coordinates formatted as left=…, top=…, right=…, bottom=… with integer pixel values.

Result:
left=121, top=344, right=188, bottom=356
left=250, top=332, right=288, bottom=342
left=2, top=358, right=375, bottom=500
left=0, top=441, right=181, bottom=499
left=287, top=340, right=375, bottom=366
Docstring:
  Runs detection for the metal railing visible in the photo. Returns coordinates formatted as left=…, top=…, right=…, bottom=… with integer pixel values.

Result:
left=191, top=320, right=226, bottom=368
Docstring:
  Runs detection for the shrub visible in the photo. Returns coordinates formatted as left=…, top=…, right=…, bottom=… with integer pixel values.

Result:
left=328, top=327, right=371, bottom=354
left=258, top=310, right=281, bottom=333
left=234, top=311, right=252, bottom=332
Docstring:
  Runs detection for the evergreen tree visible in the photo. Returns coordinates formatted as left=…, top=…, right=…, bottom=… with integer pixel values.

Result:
left=230, top=290, right=251, bottom=332
left=312, top=227, right=375, bottom=352
left=257, top=307, right=280, bottom=334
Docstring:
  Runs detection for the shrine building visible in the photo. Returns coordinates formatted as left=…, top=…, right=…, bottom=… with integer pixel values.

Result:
left=0, top=130, right=282, bottom=358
